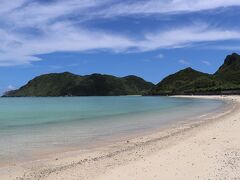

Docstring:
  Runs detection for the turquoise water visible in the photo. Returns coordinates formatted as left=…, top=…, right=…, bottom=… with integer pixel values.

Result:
left=0, top=96, right=225, bottom=165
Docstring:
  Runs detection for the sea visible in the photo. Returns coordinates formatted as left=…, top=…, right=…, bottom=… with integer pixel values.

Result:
left=0, top=96, right=226, bottom=165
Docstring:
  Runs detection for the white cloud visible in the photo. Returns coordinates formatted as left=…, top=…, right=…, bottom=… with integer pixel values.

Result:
left=202, top=60, right=211, bottom=66
left=6, top=85, right=15, bottom=90
left=0, top=20, right=135, bottom=66
left=137, top=25, right=240, bottom=51
left=3, top=0, right=109, bottom=27
left=210, top=45, right=240, bottom=51
left=156, top=53, right=164, bottom=59
left=0, top=0, right=240, bottom=66
left=179, top=59, right=190, bottom=65
left=0, top=0, right=26, bottom=14
left=101, top=0, right=240, bottom=16
left=0, top=85, right=16, bottom=95
left=1, top=22, right=240, bottom=66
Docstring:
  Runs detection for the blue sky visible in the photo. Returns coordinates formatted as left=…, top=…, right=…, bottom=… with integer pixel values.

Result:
left=0, top=0, right=240, bottom=94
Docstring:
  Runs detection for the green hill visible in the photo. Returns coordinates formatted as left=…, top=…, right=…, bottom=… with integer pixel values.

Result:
left=150, top=68, right=213, bottom=95
left=150, top=53, right=240, bottom=95
left=215, top=53, right=240, bottom=84
left=4, top=73, right=154, bottom=97
left=4, top=53, right=240, bottom=97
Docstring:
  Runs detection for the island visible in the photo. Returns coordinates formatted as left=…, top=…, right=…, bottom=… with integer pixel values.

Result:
left=4, top=53, right=240, bottom=97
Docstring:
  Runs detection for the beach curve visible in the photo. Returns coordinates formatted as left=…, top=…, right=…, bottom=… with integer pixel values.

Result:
left=1, top=95, right=240, bottom=180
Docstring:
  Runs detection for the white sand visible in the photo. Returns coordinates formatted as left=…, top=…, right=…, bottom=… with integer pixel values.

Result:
left=1, top=96, right=240, bottom=180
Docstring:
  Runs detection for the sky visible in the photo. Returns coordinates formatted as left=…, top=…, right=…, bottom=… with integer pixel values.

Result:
left=0, top=0, right=240, bottom=94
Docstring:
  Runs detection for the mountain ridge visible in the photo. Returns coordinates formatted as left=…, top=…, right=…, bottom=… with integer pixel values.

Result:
left=4, top=53, right=240, bottom=97
left=4, top=73, right=154, bottom=97
left=150, top=53, right=240, bottom=95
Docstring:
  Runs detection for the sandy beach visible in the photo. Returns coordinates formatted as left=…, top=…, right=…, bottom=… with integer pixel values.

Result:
left=1, top=95, right=240, bottom=180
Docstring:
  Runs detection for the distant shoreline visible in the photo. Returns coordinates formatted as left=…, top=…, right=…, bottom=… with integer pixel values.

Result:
left=2, top=92, right=240, bottom=98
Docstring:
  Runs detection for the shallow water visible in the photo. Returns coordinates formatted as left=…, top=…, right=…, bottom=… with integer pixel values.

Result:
left=0, top=96, right=225, bottom=165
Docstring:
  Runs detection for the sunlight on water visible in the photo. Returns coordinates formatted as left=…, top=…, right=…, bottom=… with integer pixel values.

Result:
left=0, top=96, right=225, bottom=164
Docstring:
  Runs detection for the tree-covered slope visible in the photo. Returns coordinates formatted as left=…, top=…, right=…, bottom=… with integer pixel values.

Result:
left=4, top=53, right=240, bottom=97
left=215, top=53, right=240, bottom=84
left=150, top=68, right=213, bottom=95
left=4, top=73, right=154, bottom=97
left=150, top=53, right=240, bottom=95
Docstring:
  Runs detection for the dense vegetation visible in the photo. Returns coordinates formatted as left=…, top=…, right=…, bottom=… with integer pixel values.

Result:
left=150, top=53, right=240, bottom=95
left=215, top=53, right=240, bottom=84
left=4, top=53, right=240, bottom=97
left=4, top=73, right=154, bottom=97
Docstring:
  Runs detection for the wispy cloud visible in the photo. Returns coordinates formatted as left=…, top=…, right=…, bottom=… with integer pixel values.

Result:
left=179, top=59, right=190, bottom=65
left=142, top=53, right=165, bottom=62
left=0, top=84, right=16, bottom=95
left=138, top=25, right=240, bottom=51
left=3, top=0, right=109, bottom=27
left=202, top=60, right=211, bottom=66
left=210, top=45, right=240, bottom=50
left=6, top=85, right=15, bottom=91
left=2, top=23, right=240, bottom=66
left=101, top=0, right=240, bottom=16
left=0, top=0, right=240, bottom=66
left=156, top=53, right=164, bottom=59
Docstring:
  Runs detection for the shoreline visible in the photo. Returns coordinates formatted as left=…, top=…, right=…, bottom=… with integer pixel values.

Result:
left=0, top=96, right=225, bottom=167
left=1, top=95, right=239, bottom=179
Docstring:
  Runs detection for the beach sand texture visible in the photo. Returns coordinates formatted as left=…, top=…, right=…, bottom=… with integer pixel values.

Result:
left=1, top=96, right=240, bottom=180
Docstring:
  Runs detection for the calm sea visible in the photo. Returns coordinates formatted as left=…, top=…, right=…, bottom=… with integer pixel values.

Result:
left=0, top=96, right=226, bottom=165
